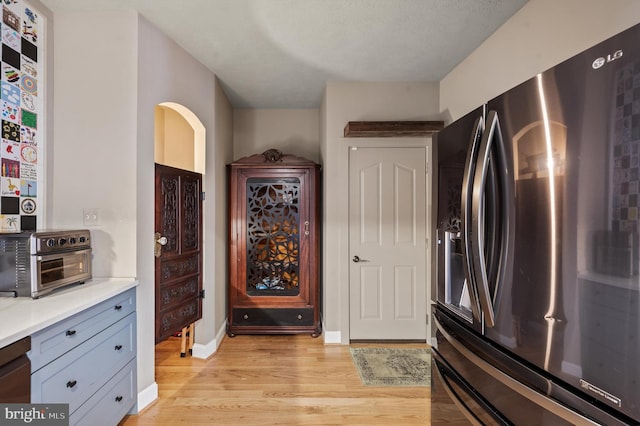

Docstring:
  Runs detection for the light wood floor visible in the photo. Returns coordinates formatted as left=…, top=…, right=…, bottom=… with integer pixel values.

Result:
left=120, top=334, right=431, bottom=425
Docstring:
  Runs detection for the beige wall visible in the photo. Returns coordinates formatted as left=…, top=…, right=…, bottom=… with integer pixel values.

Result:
left=212, top=78, right=234, bottom=344
left=51, top=10, right=139, bottom=279
left=233, top=109, right=320, bottom=162
left=50, top=9, right=233, bottom=412
left=440, top=0, right=640, bottom=121
left=321, top=81, right=441, bottom=343
left=137, top=13, right=232, bottom=409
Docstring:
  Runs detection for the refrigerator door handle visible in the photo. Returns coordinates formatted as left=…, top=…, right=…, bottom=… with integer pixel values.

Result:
left=470, top=111, right=500, bottom=327
left=470, top=110, right=514, bottom=328
left=435, top=317, right=601, bottom=425
left=460, top=115, right=484, bottom=323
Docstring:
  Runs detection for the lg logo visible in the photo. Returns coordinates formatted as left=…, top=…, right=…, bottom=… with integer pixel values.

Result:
left=592, top=49, right=623, bottom=69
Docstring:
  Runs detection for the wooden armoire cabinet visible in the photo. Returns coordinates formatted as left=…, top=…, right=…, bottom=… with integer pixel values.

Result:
left=227, top=150, right=321, bottom=337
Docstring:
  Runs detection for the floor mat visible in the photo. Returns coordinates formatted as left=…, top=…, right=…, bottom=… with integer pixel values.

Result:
left=350, top=347, right=431, bottom=386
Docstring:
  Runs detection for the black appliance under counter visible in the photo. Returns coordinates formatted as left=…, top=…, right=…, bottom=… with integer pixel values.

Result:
left=0, top=336, right=31, bottom=403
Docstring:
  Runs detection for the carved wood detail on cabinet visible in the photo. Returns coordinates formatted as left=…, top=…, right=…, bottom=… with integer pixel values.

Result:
left=160, top=176, right=179, bottom=254
left=227, top=151, right=321, bottom=337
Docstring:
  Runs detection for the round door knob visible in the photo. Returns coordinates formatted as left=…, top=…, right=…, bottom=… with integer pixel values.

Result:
left=156, top=236, right=168, bottom=246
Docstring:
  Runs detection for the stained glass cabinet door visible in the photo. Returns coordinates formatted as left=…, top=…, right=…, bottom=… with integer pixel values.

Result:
left=227, top=151, right=321, bottom=337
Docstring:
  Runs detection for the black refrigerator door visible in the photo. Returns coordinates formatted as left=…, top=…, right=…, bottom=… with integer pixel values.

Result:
left=436, top=106, right=485, bottom=331
left=485, top=22, right=640, bottom=422
left=433, top=307, right=628, bottom=426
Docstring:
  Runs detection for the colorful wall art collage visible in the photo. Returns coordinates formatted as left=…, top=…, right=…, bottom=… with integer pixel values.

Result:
left=0, top=0, right=40, bottom=232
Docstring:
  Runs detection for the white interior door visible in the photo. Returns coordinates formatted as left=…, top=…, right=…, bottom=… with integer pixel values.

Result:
left=349, top=147, right=427, bottom=340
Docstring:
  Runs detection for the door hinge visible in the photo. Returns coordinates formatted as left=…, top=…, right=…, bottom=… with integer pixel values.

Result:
left=200, top=191, right=205, bottom=201
left=199, top=289, right=205, bottom=299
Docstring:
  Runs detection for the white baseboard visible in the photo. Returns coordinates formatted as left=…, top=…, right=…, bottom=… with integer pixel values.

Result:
left=323, top=329, right=341, bottom=344
left=192, top=320, right=227, bottom=359
left=136, top=381, right=158, bottom=413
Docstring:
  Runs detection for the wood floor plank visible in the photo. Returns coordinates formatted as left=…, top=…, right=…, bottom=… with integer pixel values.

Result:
left=120, top=334, right=431, bottom=425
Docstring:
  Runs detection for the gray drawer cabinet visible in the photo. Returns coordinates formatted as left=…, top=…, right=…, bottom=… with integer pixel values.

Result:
left=69, top=359, right=136, bottom=426
left=29, top=288, right=137, bottom=426
left=29, top=289, right=135, bottom=372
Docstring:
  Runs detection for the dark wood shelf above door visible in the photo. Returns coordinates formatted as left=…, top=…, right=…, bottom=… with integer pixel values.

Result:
left=344, top=121, right=444, bottom=137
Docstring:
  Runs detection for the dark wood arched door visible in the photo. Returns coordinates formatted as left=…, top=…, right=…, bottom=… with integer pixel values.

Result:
left=154, top=163, right=203, bottom=343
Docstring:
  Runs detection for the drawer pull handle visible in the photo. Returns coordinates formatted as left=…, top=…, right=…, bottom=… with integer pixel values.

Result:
left=66, top=380, right=77, bottom=388
left=115, top=345, right=123, bottom=351
left=114, top=304, right=123, bottom=311
left=297, top=314, right=303, bottom=320
left=115, top=396, right=123, bottom=402
left=65, top=330, right=76, bottom=336
left=243, top=314, right=249, bottom=320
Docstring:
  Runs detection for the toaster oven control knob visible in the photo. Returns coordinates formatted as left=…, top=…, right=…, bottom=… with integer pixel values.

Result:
left=69, top=237, right=77, bottom=244
left=46, top=238, right=56, bottom=248
left=58, top=238, right=67, bottom=246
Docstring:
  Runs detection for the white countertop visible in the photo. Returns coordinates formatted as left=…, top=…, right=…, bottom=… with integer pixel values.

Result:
left=0, top=278, right=138, bottom=348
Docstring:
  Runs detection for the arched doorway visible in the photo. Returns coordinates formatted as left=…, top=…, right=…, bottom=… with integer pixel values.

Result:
left=153, top=103, right=206, bottom=345
left=154, top=102, right=206, bottom=174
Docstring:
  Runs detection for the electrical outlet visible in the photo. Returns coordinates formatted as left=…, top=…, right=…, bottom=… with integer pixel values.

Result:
left=83, top=208, right=100, bottom=226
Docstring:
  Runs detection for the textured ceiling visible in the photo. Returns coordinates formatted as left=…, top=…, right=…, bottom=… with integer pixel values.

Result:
left=39, top=0, right=528, bottom=108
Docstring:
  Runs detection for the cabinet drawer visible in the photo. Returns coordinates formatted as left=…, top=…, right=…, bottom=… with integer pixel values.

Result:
left=232, top=308, right=314, bottom=326
left=31, top=313, right=136, bottom=414
left=30, top=288, right=136, bottom=372
left=70, top=359, right=136, bottom=426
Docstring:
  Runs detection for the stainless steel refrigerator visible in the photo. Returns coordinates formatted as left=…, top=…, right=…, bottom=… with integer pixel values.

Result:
left=433, top=22, right=640, bottom=425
